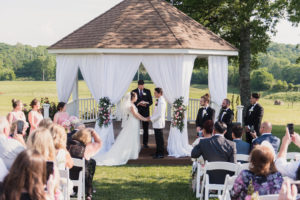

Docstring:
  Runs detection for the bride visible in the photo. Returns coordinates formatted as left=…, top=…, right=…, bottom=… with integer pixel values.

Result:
left=96, top=92, right=149, bottom=166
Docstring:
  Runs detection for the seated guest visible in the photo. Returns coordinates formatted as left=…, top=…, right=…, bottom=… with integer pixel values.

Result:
left=232, top=125, right=250, bottom=155
left=275, top=128, right=300, bottom=180
left=251, top=121, right=280, bottom=153
left=28, top=98, right=43, bottom=134
left=195, top=94, right=215, bottom=136
left=10, top=120, right=27, bottom=138
left=49, top=124, right=73, bottom=169
left=191, top=121, right=236, bottom=184
left=0, top=117, right=25, bottom=169
left=218, top=99, right=234, bottom=140
left=68, top=128, right=102, bottom=200
left=53, top=102, right=69, bottom=126
left=38, top=118, right=53, bottom=129
left=231, top=145, right=283, bottom=200
left=192, top=120, right=213, bottom=147
left=67, top=122, right=85, bottom=142
left=0, top=150, right=56, bottom=200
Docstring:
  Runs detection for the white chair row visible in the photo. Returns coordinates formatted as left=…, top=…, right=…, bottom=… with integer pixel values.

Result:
left=195, top=161, right=250, bottom=200
left=286, top=152, right=300, bottom=161
left=59, top=158, right=85, bottom=200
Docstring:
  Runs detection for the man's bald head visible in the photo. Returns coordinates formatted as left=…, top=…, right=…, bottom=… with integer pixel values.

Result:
left=260, top=121, right=272, bottom=134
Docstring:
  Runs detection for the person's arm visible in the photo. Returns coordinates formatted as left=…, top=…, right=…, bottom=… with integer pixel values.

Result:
left=191, top=141, right=203, bottom=158
left=65, top=150, right=74, bottom=169
left=84, top=130, right=102, bottom=160
left=150, top=102, right=162, bottom=122
left=130, top=106, right=148, bottom=121
left=7, top=112, right=13, bottom=124
left=254, top=106, right=264, bottom=127
left=53, top=113, right=58, bottom=124
left=148, top=90, right=153, bottom=106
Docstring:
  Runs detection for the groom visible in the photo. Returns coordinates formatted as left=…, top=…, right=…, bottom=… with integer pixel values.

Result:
left=132, top=80, right=153, bottom=148
left=150, top=88, right=166, bottom=159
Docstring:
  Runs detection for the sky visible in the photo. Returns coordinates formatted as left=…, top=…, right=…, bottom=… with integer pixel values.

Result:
left=0, top=0, right=299, bottom=47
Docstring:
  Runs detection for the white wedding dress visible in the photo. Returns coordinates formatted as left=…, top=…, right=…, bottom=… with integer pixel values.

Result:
left=96, top=100, right=140, bottom=166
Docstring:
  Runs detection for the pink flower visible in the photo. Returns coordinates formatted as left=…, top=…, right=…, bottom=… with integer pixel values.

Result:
left=245, top=195, right=252, bottom=200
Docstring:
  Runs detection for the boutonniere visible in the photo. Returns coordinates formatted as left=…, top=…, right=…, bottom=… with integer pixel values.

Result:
left=143, top=92, right=146, bottom=96
left=155, top=99, right=158, bottom=106
left=249, top=107, right=254, bottom=112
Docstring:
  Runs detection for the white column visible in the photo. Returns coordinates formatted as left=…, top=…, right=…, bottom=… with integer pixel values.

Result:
left=72, top=72, right=79, bottom=117
left=236, top=105, right=244, bottom=124
left=43, top=104, right=50, bottom=119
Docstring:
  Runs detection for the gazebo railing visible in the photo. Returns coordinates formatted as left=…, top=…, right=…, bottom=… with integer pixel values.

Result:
left=66, top=98, right=202, bottom=123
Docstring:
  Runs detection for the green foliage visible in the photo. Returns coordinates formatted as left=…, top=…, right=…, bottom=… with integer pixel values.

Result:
left=250, top=68, right=274, bottom=91
left=272, top=80, right=288, bottom=92
left=265, top=92, right=300, bottom=102
left=190, top=69, right=208, bottom=84
left=0, top=43, right=56, bottom=80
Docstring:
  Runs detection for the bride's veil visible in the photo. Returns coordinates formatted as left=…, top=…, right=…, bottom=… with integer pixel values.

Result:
left=120, top=92, right=132, bottom=127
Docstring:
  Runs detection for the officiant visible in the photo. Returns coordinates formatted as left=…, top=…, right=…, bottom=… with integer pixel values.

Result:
left=132, top=80, right=153, bottom=148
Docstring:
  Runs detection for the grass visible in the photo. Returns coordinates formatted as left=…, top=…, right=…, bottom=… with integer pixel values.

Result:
left=0, top=81, right=300, bottom=125
left=93, top=165, right=196, bottom=200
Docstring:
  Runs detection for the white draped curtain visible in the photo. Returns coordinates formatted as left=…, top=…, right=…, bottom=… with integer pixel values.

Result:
left=142, top=55, right=196, bottom=158
left=56, top=55, right=80, bottom=102
left=208, top=56, right=229, bottom=120
left=79, top=55, right=141, bottom=158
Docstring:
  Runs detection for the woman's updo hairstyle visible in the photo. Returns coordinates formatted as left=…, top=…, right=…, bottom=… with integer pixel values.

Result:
left=30, top=98, right=39, bottom=108
left=154, top=87, right=163, bottom=95
left=57, top=102, right=66, bottom=112
left=130, top=92, right=137, bottom=100
left=201, top=93, right=210, bottom=103
left=12, top=99, right=21, bottom=109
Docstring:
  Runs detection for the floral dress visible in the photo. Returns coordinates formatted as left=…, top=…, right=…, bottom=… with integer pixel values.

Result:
left=230, top=170, right=283, bottom=200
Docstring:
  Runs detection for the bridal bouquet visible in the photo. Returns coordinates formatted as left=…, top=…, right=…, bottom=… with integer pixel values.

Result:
left=171, top=97, right=186, bottom=132
left=69, top=116, right=80, bottom=131
left=98, top=97, right=112, bottom=128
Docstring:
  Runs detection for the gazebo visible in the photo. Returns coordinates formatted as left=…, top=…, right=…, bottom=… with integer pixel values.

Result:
left=48, top=0, right=238, bottom=159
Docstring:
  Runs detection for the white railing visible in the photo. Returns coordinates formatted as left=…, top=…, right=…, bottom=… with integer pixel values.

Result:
left=66, top=98, right=244, bottom=124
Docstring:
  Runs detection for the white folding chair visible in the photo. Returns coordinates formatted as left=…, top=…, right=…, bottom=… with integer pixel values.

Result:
left=259, top=194, right=279, bottom=200
left=71, top=158, right=85, bottom=200
left=286, top=152, right=300, bottom=161
left=236, top=154, right=249, bottom=163
left=200, top=161, right=240, bottom=200
left=59, top=168, right=70, bottom=200
left=195, top=161, right=205, bottom=198
left=236, top=163, right=250, bottom=175
left=218, top=174, right=238, bottom=200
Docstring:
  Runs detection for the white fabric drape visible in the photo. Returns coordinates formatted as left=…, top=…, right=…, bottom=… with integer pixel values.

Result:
left=208, top=56, right=228, bottom=120
left=142, top=55, right=196, bottom=158
left=56, top=55, right=80, bottom=102
left=79, top=55, right=141, bottom=158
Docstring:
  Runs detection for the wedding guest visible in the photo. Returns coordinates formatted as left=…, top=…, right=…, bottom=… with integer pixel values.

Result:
left=191, top=121, right=236, bottom=184
left=10, top=120, right=27, bottom=138
left=39, top=118, right=53, bottom=129
left=132, top=80, right=153, bottom=148
left=275, top=128, right=300, bottom=180
left=53, top=102, right=69, bottom=126
left=192, top=120, right=213, bottom=147
left=244, top=93, right=264, bottom=144
left=7, top=99, right=26, bottom=125
left=0, top=150, right=56, bottom=200
left=232, top=125, right=250, bottom=155
left=218, top=99, right=234, bottom=140
left=28, top=98, right=43, bottom=134
left=231, top=145, right=283, bottom=200
left=49, top=124, right=73, bottom=169
left=251, top=121, right=280, bottom=153
left=0, top=117, right=25, bottom=169
left=195, top=94, right=215, bottom=136
left=278, top=179, right=298, bottom=200
left=27, top=128, right=56, bottom=162
left=67, top=122, right=85, bottom=143
left=68, top=128, right=102, bottom=200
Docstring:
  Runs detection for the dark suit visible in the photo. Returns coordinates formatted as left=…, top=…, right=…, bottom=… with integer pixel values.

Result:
left=132, top=88, right=153, bottom=146
left=233, top=139, right=250, bottom=155
left=218, top=108, right=234, bottom=140
left=196, top=107, right=215, bottom=130
left=252, top=133, right=280, bottom=154
left=244, top=103, right=264, bottom=144
left=191, top=135, right=237, bottom=184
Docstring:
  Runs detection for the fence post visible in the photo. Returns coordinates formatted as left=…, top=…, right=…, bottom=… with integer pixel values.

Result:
left=236, top=105, right=244, bottom=124
left=43, top=104, right=50, bottom=119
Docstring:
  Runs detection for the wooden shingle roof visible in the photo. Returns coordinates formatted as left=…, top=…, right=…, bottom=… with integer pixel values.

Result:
left=49, top=0, right=237, bottom=51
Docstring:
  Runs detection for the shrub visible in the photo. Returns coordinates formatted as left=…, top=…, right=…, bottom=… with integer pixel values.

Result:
left=251, top=68, right=274, bottom=91
left=272, top=80, right=288, bottom=92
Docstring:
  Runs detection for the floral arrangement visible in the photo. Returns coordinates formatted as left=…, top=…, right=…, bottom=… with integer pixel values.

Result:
left=98, top=97, right=113, bottom=128
left=69, top=116, right=80, bottom=131
left=245, top=179, right=259, bottom=200
left=171, top=97, right=186, bottom=132
left=61, top=120, right=71, bottom=129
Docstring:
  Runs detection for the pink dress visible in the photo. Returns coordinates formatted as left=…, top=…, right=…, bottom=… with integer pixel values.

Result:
left=8, top=111, right=26, bottom=124
left=56, top=112, right=70, bottom=126
left=29, top=110, right=43, bottom=133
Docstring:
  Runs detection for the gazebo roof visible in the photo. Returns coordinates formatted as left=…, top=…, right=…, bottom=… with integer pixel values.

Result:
left=49, top=0, right=237, bottom=54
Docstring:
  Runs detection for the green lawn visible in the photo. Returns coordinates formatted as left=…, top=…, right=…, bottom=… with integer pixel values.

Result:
left=93, top=165, right=196, bottom=200
left=0, top=81, right=300, bottom=125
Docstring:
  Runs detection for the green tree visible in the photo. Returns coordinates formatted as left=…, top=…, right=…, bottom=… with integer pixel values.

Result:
left=169, top=0, right=298, bottom=108
left=250, top=68, right=274, bottom=91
